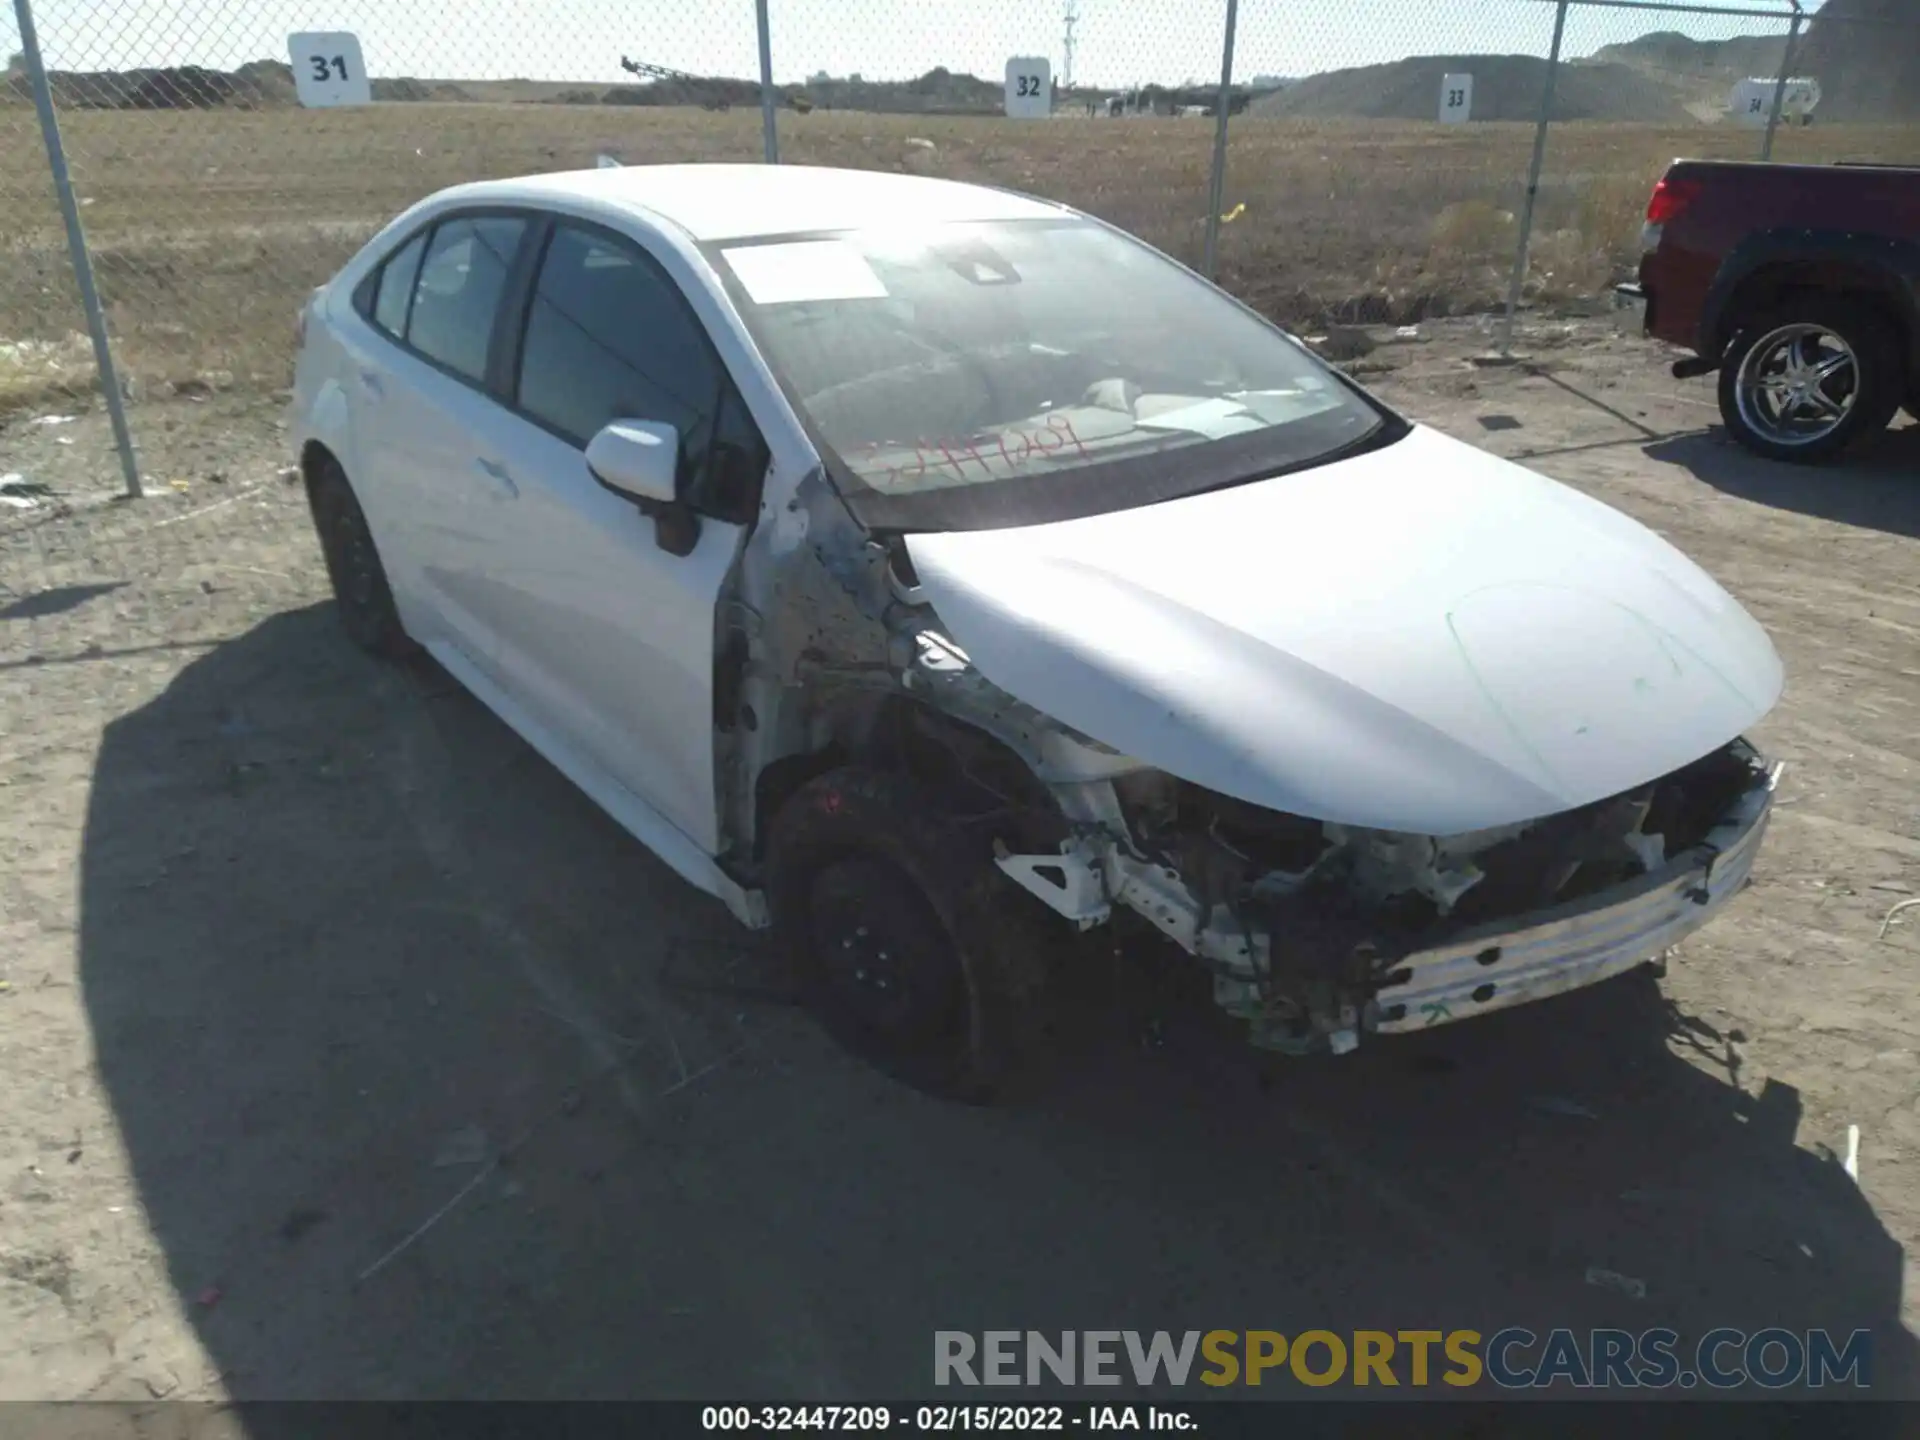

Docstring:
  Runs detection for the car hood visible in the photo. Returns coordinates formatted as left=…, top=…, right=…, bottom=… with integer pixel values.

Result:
left=903, top=423, right=1783, bottom=835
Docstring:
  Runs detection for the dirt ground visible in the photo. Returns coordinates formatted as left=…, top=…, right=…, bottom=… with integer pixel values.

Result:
left=1, top=315, right=1917, bottom=1407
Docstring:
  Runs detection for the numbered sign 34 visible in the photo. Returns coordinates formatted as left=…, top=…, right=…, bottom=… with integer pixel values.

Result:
left=289, top=32, right=371, bottom=108
left=1439, top=72, right=1473, bottom=124
left=1730, top=78, right=1771, bottom=125
left=1004, top=57, right=1052, bottom=119
left=1730, top=77, right=1820, bottom=127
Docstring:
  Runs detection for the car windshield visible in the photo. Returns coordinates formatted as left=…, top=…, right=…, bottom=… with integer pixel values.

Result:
left=712, top=218, right=1390, bottom=528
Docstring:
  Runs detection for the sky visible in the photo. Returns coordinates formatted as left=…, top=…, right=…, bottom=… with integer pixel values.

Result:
left=7, top=0, right=1825, bottom=90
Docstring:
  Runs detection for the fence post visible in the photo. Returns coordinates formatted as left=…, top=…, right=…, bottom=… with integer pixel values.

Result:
left=1761, top=9, right=1803, bottom=162
left=755, top=0, right=779, bottom=164
left=1499, top=0, right=1569, bottom=356
left=1201, top=0, right=1240, bottom=282
left=13, top=0, right=142, bottom=497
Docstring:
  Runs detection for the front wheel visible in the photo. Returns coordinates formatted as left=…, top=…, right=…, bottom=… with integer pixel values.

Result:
left=1717, top=299, right=1904, bottom=463
left=765, top=766, right=1062, bottom=1103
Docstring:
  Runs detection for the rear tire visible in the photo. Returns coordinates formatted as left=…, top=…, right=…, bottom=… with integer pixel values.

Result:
left=766, top=766, right=1062, bottom=1103
left=1717, top=297, right=1904, bottom=464
left=307, top=455, right=416, bottom=660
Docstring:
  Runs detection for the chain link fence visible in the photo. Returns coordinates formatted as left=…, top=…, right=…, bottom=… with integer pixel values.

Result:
left=3, top=0, right=1918, bottom=491
left=2, top=7, right=90, bottom=422
left=1219, top=0, right=1573, bottom=332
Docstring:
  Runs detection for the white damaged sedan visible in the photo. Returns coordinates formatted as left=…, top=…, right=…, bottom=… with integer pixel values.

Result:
left=290, top=163, right=1784, bottom=1099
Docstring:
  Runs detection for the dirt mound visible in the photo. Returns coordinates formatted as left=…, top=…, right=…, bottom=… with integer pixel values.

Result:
left=601, top=77, right=763, bottom=108
left=1799, top=0, right=1920, bottom=121
left=4, top=64, right=280, bottom=110
left=1253, top=54, right=1694, bottom=123
left=372, top=77, right=476, bottom=103
left=0, top=59, right=487, bottom=110
left=798, top=68, right=1006, bottom=115
left=233, top=59, right=299, bottom=104
left=1592, top=31, right=1790, bottom=81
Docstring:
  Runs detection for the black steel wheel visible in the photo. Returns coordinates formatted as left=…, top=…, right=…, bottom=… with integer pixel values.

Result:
left=766, top=765, right=1061, bottom=1103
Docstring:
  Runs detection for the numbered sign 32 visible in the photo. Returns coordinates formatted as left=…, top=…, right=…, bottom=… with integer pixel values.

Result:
left=1439, top=73, right=1473, bottom=124
left=1004, top=57, right=1052, bottom=119
left=289, top=32, right=371, bottom=108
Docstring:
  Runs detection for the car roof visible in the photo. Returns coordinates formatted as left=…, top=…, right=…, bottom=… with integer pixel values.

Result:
left=435, top=163, right=1070, bottom=243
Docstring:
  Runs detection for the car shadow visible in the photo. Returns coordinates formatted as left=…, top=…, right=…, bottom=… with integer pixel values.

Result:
left=79, top=605, right=1916, bottom=1409
left=1645, top=424, right=1920, bottom=540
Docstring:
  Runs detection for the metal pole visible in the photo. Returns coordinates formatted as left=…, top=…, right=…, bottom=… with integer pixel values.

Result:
left=1201, top=0, right=1239, bottom=282
left=755, top=0, right=779, bottom=164
left=1761, top=9, right=1803, bottom=162
left=1500, top=0, right=1569, bottom=356
left=14, top=0, right=141, bottom=497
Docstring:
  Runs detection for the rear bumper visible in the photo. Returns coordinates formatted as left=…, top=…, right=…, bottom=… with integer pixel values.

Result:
left=1369, top=751, right=1779, bottom=1035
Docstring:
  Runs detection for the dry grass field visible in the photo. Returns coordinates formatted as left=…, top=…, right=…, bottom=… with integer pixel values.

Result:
left=2, top=103, right=1919, bottom=412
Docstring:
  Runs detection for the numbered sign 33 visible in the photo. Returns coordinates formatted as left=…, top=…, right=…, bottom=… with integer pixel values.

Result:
left=289, top=32, right=371, bottom=108
left=1439, top=72, right=1473, bottom=124
left=1004, top=56, right=1052, bottom=119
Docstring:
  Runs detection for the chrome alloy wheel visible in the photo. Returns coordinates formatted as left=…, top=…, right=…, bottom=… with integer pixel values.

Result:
left=1733, top=322, right=1859, bottom=447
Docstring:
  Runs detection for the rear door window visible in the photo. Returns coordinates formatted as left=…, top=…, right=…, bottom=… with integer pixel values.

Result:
left=405, top=216, right=527, bottom=383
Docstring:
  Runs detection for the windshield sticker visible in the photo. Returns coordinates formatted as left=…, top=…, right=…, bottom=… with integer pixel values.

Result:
left=721, top=240, right=889, bottom=305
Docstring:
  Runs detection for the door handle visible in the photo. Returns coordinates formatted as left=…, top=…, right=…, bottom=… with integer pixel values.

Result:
left=473, top=456, right=519, bottom=499
left=357, top=369, right=384, bottom=398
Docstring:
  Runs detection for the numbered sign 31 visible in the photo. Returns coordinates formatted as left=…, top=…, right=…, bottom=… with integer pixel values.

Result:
left=289, top=32, right=371, bottom=108
left=1004, top=57, right=1052, bottom=119
left=1439, top=73, right=1473, bottom=124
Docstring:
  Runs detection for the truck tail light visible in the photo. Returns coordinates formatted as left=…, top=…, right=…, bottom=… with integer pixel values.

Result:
left=1645, top=176, right=1701, bottom=226
left=1639, top=176, right=1701, bottom=254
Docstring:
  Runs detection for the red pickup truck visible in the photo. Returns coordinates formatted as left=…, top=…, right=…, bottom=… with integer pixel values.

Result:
left=1618, top=159, right=1920, bottom=463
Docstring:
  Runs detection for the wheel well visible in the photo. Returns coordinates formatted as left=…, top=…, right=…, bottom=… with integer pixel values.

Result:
left=753, top=747, right=853, bottom=860
left=751, top=696, right=1067, bottom=862
left=1717, top=260, right=1912, bottom=372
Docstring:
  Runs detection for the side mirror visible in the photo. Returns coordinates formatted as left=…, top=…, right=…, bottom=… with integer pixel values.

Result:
left=586, top=419, right=679, bottom=505
left=586, top=419, right=702, bottom=556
